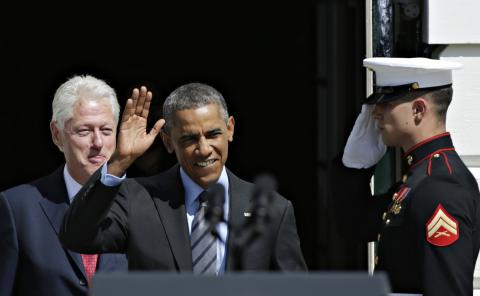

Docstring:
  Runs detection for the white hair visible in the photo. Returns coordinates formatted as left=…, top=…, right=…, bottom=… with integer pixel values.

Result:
left=51, top=75, right=120, bottom=130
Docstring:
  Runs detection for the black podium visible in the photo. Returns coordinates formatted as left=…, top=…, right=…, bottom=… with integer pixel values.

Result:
left=91, top=272, right=391, bottom=296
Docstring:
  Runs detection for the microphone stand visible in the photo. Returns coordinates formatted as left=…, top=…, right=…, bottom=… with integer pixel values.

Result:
left=230, top=174, right=276, bottom=271
left=205, top=183, right=226, bottom=240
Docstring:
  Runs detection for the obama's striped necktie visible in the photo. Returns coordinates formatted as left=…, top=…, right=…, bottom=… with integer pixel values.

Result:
left=191, top=191, right=217, bottom=275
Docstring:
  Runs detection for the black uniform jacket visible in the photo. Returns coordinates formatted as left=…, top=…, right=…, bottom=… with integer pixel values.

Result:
left=60, top=164, right=307, bottom=272
left=332, top=133, right=480, bottom=296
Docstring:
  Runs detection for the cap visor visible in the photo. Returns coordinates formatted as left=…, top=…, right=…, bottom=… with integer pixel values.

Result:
left=364, top=92, right=414, bottom=104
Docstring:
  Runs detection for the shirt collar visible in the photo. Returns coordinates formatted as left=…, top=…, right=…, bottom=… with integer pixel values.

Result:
left=63, top=165, right=82, bottom=203
left=180, top=166, right=229, bottom=214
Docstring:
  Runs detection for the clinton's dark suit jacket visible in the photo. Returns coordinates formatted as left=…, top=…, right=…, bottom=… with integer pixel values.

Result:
left=60, top=164, right=307, bottom=271
left=0, top=167, right=128, bottom=296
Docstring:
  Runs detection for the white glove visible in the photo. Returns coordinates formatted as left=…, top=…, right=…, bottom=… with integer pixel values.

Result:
left=342, top=104, right=387, bottom=169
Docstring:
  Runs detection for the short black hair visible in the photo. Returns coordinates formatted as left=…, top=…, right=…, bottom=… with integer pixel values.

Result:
left=425, top=87, right=453, bottom=123
left=162, top=83, right=229, bottom=133
left=397, top=86, right=452, bottom=123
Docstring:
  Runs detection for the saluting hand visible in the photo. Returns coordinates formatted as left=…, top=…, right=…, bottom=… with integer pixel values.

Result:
left=108, top=86, right=165, bottom=176
left=342, top=104, right=386, bottom=169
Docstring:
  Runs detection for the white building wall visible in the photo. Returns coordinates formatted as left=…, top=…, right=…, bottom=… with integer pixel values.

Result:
left=437, top=46, right=480, bottom=158
left=424, top=0, right=480, bottom=44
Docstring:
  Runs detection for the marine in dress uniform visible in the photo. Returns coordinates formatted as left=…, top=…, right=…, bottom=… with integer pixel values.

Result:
left=332, top=57, right=480, bottom=296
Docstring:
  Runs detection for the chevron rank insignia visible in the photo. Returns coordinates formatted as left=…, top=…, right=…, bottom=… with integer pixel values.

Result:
left=426, top=204, right=459, bottom=246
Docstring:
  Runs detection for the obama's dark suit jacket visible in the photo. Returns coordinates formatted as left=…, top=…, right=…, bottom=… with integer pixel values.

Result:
left=60, top=164, right=306, bottom=271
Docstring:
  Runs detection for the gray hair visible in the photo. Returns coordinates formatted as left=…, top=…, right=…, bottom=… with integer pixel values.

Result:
left=163, top=82, right=229, bottom=133
left=51, top=75, right=120, bottom=130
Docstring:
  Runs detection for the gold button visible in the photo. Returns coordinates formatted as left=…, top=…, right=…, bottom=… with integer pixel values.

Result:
left=402, top=174, right=408, bottom=183
left=385, top=219, right=390, bottom=225
left=407, top=155, right=413, bottom=165
left=375, top=256, right=379, bottom=265
left=433, top=153, right=440, bottom=158
left=377, top=234, right=381, bottom=241
left=382, top=212, right=387, bottom=221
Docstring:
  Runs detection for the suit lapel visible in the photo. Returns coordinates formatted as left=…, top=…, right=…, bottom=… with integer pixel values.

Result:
left=35, top=166, right=87, bottom=279
left=148, top=165, right=193, bottom=271
left=225, top=170, right=252, bottom=271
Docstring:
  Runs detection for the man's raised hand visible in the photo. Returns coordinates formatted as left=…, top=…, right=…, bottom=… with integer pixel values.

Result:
left=108, top=86, right=165, bottom=176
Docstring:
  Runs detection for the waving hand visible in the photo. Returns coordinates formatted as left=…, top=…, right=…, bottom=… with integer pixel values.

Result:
left=108, top=86, right=165, bottom=176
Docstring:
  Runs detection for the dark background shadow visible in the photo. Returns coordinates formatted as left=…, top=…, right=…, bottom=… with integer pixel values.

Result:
left=0, top=0, right=366, bottom=270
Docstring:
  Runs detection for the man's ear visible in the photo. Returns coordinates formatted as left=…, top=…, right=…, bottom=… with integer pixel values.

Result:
left=161, top=130, right=174, bottom=154
left=412, top=98, right=427, bottom=124
left=227, top=116, right=235, bottom=142
left=50, top=121, right=64, bottom=152
left=412, top=98, right=427, bottom=115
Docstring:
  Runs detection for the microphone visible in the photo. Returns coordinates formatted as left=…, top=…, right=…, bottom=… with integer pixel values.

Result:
left=250, top=174, right=277, bottom=231
left=229, top=174, right=277, bottom=271
left=204, top=183, right=225, bottom=238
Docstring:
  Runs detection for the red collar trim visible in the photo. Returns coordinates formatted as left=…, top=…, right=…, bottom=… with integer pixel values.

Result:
left=409, top=148, right=455, bottom=171
left=403, top=132, right=451, bottom=158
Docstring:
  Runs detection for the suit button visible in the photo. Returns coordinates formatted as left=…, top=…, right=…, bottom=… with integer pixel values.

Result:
left=79, top=279, right=87, bottom=286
